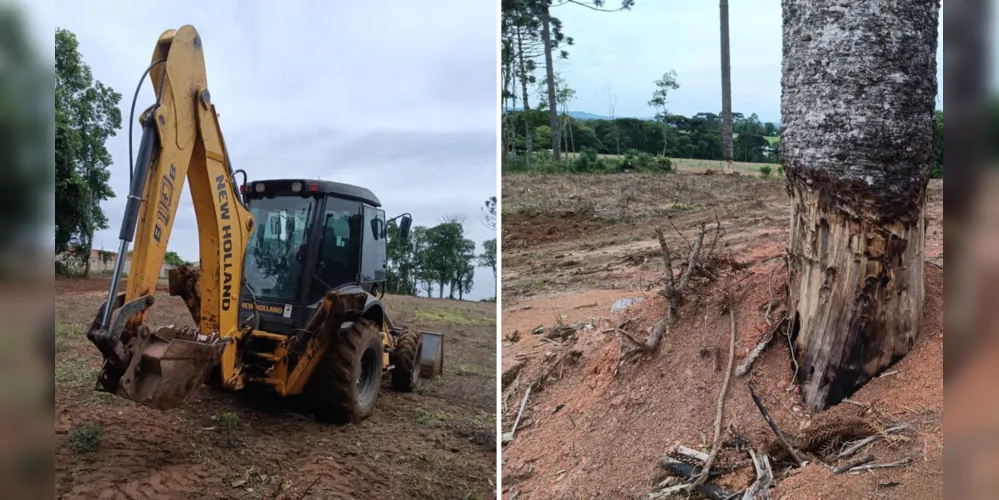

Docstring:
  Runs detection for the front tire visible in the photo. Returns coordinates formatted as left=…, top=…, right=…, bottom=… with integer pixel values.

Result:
left=308, top=318, right=383, bottom=424
left=391, top=329, right=422, bottom=392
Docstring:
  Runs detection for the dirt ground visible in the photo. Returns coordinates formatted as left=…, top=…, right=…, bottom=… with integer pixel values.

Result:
left=500, top=172, right=943, bottom=499
left=55, top=276, right=497, bottom=500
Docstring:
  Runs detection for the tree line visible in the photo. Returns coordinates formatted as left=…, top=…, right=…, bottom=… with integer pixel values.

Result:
left=385, top=211, right=496, bottom=301
left=505, top=108, right=783, bottom=165
left=500, top=2, right=945, bottom=178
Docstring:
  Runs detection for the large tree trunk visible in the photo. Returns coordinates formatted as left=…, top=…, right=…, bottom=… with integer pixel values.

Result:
left=516, top=26, right=534, bottom=158
left=719, top=0, right=733, bottom=173
left=540, top=5, right=560, bottom=162
left=782, top=0, right=938, bottom=412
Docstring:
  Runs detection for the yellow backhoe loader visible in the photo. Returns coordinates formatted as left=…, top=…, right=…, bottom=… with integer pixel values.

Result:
left=85, top=25, right=444, bottom=423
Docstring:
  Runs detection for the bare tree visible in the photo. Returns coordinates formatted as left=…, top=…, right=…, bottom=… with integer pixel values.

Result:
left=782, top=0, right=939, bottom=411
left=440, top=213, right=469, bottom=228
left=719, top=0, right=733, bottom=173
left=536, top=0, right=633, bottom=161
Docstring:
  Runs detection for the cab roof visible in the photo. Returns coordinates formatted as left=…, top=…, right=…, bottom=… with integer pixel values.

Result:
left=248, top=179, right=381, bottom=207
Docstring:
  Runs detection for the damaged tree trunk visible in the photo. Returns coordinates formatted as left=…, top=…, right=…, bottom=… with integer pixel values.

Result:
left=781, top=0, right=939, bottom=411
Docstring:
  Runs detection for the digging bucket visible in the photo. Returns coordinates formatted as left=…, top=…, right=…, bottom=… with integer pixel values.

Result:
left=87, top=293, right=226, bottom=411
left=418, top=331, right=444, bottom=378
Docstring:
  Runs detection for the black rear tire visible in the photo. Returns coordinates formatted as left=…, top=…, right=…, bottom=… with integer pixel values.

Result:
left=307, top=318, right=383, bottom=424
left=391, top=329, right=422, bottom=392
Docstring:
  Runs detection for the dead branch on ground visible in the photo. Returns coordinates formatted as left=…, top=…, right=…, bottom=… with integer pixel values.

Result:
left=847, top=457, right=913, bottom=474
left=834, top=454, right=875, bottom=474
left=693, top=295, right=738, bottom=486
left=502, top=386, right=532, bottom=445
left=743, top=449, right=774, bottom=500
left=748, top=383, right=805, bottom=466
left=735, top=315, right=788, bottom=378
left=838, top=424, right=911, bottom=459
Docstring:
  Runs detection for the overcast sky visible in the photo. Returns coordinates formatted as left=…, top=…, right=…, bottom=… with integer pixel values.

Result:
left=51, top=1, right=499, bottom=300
left=546, top=1, right=946, bottom=123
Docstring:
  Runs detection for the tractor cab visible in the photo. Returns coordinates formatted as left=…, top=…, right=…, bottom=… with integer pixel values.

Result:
left=237, top=179, right=411, bottom=334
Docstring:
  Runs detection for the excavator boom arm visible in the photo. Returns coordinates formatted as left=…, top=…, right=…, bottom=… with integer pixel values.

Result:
left=86, top=25, right=254, bottom=410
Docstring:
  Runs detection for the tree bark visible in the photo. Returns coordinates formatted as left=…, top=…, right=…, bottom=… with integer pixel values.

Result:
left=782, top=0, right=939, bottom=411
left=516, top=25, right=534, bottom=158
left=719, top=0, right=733, bottom=173
left=540, top=4, right=560, bottom=162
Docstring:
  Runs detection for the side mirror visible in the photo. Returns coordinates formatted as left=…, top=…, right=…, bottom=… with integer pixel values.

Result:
left=399, top=215, right=412, bottom=241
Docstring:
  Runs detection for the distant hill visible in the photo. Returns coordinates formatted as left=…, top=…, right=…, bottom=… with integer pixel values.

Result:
left=565, top=111, right=659, bottom=121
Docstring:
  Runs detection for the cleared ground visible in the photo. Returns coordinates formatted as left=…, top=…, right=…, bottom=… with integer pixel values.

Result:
left=501, top=172, right=943, bottom=499
left=55, top=277, right=497, bottom=500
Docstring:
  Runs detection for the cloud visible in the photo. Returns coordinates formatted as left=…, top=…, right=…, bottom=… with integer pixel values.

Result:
left=56, top=0, right=499, bottom=300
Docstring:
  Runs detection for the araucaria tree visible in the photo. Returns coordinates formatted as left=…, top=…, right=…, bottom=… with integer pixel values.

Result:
left=782, top=0, right=939, bottom=411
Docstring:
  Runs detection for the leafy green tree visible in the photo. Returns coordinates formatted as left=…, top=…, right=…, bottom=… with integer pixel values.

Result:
left=55, top=27, right=123, bottom=276
left=733, top=133, right=769, bottom=162
left=450, top=239, right=477, bottom=300
left=163, top=251, right=188, bottom=268
left=423, top=222, right=465, bottom=299
left=479, top=238, right=497, bottom=293
left=648, top=70, right=680, bottom=156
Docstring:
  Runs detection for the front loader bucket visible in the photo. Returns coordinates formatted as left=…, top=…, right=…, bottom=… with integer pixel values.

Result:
left=110, top=327, right=226, bottom=410
left=88, top=292, right=226, bottom=411
left=418, top=331, right=444, bottom=378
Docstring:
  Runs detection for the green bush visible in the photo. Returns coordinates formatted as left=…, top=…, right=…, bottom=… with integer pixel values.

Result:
left=759, top=165, right=773, bottom=178
left=570, top=148, right=606, bottom=173
left=618, top=149, right=640, bottom=171
left=777, top=166, right=785, bottom=177
left=655, top=156, right=674, bottom=173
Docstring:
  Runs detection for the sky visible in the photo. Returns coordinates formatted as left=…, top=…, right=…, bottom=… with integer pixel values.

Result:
left=546, top=1, right=946, bottom=124
left=48, top=1, right=499, bottom=300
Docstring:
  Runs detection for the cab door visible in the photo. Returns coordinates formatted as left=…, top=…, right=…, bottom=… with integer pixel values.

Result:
left=361, top=205, right=387, bottom=289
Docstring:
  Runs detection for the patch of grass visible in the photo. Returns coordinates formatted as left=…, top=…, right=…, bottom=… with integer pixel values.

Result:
left=211, top=411, right=241, bottom=448
left=412, top=308, right=491, bottom=326
left=55, top=323, right=84, bottom=352
left=55, top=357, right=99, bottom=392
left=415, top=408, right=453, bottom=425
left=471, top=411, right=496, bottom=427
left=453, top=363, right=486, bottom=377
left=759, top=165, right=773, bottom=178
left=90, top=391, right=121, bottom=407
left=62, top=423, right=103, bottom=456
left=664, top=201, right=696, bottom=211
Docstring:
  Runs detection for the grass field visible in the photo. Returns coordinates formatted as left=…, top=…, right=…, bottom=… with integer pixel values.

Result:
left=578, top=154, right=780, bottom=175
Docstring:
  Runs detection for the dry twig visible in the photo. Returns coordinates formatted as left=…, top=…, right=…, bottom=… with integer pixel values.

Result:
left=735, top=315, right=788, bottom=378
left=848, top=457, right=913, bottom=474
left=834, top=454, right=875, bottom=474
left=749, top=383, right=805, bottom=466
left=694, top=296, right=737, bottom=486
left=838, top=424, right=910, bottom=458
